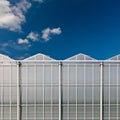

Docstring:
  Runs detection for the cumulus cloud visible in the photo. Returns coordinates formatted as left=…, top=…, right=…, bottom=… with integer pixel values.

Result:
left=27, top=32, right=39, bottom=41
left=42, top=27, right=62, bottom=41
left=0, top=0, right=31, bottom=31
left=18, top=31, right=39, bottom=45
left=18, top=38, right=29, bottom=44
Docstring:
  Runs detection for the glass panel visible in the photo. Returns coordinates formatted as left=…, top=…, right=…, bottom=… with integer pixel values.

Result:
left=36, top=87, right=43, bottom=104
left=11, top=66, right=17, bottom=84
left=44, top=65, right=51, bottom=84
left=28, top=65, right=34, bottom=84
left=45, top=87, right=51, bottom=104
left=36, top=106, right=43, bottom=119
left=110, top=65, right=117, bottom=85
left=104, top=65, right=109, bottom=85
left=104, top=86, right=109, bottom=104
left=11, top=87, right=17, bottom=104
left=52, top=65, right=59, bottom=85
left=53, top=87, right=59, bottom=104
left=78, top=87, right=84, bottom=104
left=77, top=65, right=84, bottom=85
left=45, top=106, right=51, bottom=119
left=21, top=66, right=27, bottom=84
left=94, top=87, right=100, bottom=104
left=4, top=87, right=10, bottom=104
left=69, top=65, right=76, bottom=85
left=94, top=65, right=100, bottom=85
left=36, top=65, right=43, bottom=84
left=28, top=87, right=34, bottom=104
left=110, top=86, right=117, bottom=104
left=85, top=87, right=92, bottom=104
left=3, top=66, right=10, bottom=84
left=86, top=65, right=92, bottom=85
left=69, top=105, right=76, bottom=119
left=62, top=87, right=67, bottom=104
left=69, top=87, right=76, bottom=104
left=78, top=105, right=84, bottom=119
left=62, top=65, right=68, bottom=85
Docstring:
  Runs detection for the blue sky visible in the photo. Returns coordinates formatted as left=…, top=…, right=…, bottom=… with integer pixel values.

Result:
left=0, top=0, right=120, bottom=60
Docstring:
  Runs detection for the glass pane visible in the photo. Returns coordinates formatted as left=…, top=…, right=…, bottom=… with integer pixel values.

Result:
left=37, top=65, right=43, bottom=84
left=69, top=87, right=76, bottom=104
left=69, top=65, right=76, bottom=85
left=110, top=86, right=117, bottom=104
left=86, top=65, right=92, bottom=85
left=62, top=65, right=68, bottom=85
left=78, top=87, right=84, bottom=104
left=53, top=87, right=59, bottom=104
left=44, top=65, right=51, bottom=84
left=77, top=65, right=84, bottom=85
left=45, top=87, right=51, bottom=104
left=110, top=65, right=117, bottom=85
left=85, top=87, right=92, bottom=104
left=52, top=65, right=59, bottom=84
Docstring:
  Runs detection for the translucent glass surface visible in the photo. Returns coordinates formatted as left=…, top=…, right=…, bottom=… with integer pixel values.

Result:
left=0, top=53, right=120, bottom=120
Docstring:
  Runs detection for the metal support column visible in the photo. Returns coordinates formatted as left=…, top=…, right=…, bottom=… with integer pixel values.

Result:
left=100, top=62, right=104, bottom=120
left=17, top=61, right=21, bottom=120
left=59, top=62, right=62, bottom=120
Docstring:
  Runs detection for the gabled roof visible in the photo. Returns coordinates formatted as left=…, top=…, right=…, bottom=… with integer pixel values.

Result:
left=23, top=53, right=55, bottom=61
left=65, top=53, right=96, bottom=60
left=107, top=54, right=120, bottom=60
left=0, top=54, right=13, bottom=61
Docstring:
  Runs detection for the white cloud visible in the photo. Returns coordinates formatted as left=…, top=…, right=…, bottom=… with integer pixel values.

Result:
left=0, top=0, right=31, bottom=31
left=17, top=31, right=39, bottom=45
left=27, top=32, right=39, bottom=41
left=18, top=38, right=29, bottom=44
left=51, top=28, right=62, bottom=34
left=42, top=27, right=62, bottom=41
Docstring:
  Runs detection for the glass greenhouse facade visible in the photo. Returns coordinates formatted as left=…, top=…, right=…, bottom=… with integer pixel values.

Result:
left=0, top=53, right=120, bottom=120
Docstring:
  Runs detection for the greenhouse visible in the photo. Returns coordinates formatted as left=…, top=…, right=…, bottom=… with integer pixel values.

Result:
left=0, top=53, right=120, bottom=120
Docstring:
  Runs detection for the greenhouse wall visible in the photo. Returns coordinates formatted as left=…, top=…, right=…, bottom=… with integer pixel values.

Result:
left=0, top=53, right=120, bottom=120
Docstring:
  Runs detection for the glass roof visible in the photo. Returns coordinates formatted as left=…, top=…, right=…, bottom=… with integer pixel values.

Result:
left=23, top=53, right=55, bottom=61
left=65, top=53, right=96, bottom=60
left=0, top=54, right=13, bottom=61
left=0, top=53, right=120, bottom=61
left=107, top=54, right=120, bottom=60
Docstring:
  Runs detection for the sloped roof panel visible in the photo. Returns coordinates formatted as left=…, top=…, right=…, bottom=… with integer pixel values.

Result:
left=0, top=54, right=14, bottom=61
left=23, top=53, right=55, bottom=61
left=66, top=53, right=96, bottom=60
left=107, top=54, right=120, bottom=60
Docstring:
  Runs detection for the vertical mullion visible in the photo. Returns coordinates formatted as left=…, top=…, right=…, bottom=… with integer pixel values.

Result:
left=59, top=62, right=62, bottom=120
left=100, top=62, right=103, bottom=120
left=43, top=64, right=45, bottom=120
left=26, top=64, right=28, bottom=120
left=76, top=64, right=78, bottom=120
left=67, top=64, right=69, bottom=120
left=10, top=64, right=12, bottom=120
left=117, top=64, right=118, bottom=120
left=34, top=63, right=37, bottom=120
left=1, top=63, right=3, bottom=120
left=92, top=64, right=94, bottom=120
left=51, top=64, right=53, bottom=120
left=109, top=64, right=110, bottom=120
left=84, top=64, right=86, bottom=120
left=17, top=62, right=21, bottom=120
